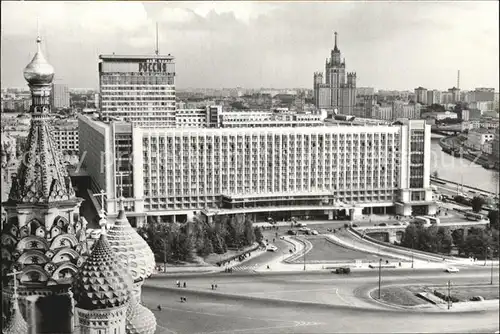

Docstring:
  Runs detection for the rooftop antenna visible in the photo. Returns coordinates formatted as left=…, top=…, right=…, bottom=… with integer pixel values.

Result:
left=155, top=22, right=159, bottom=56
left=457, top=70, right=460, bottom=90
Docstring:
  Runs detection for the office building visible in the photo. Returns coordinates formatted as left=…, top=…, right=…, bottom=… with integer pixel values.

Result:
left=79, top=114, right=435, bottom=226
left=414, top=87, right=428, bottom=105
left=50, top=83, right=70, bottom=109
left=99, top=54, right=176, bottom=127
left=313, top=32, right=356, bottom=115
left=448, top=87, right=461, bottom=103
left=426, top=90, right=441, bottom=105
left=471, top=88, right=495, bottom=102
left=457, top=109, right=470, bottom=121
left=52, top=120, right=79, bottom=152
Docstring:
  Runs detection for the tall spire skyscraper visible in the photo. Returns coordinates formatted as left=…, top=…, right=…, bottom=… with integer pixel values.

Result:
left=313, top=32, right=356, bottom=115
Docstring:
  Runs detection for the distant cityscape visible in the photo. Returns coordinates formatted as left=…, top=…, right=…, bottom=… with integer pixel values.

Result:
left=1, top=1, right=499, bottom=333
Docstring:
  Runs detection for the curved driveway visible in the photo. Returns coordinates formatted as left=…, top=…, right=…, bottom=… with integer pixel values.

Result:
left=144, top=268, right=499, bottom=334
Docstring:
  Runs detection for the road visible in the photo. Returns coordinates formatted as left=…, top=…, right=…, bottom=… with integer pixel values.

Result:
left=143, top=268, right=499, bottom=334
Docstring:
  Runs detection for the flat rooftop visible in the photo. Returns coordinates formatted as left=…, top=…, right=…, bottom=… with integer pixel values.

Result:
left=99, top=54, right=175, bottom=61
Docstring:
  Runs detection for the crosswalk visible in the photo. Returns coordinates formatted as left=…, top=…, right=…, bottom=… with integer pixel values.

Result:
left=230, top=264, right=260, bottom=272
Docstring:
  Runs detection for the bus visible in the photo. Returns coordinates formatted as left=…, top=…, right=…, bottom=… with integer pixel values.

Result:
left=465, top=212, right=484, bottom=221
left=413, top=216, right=431, bottom=227
left=424, top=216, right=440, bottom=225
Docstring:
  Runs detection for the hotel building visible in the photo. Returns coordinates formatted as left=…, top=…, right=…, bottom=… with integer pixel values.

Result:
left=78, top=114, right=435, bottom=227
left=99, top=54, right=176, bottom=127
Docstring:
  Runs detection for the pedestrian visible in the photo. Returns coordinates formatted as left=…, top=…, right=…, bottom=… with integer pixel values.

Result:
left=183, top=282, right=186, bottom=288
left=273, top=238, right=275, bottom=243
left=211, top=284, right=214, bottom=290
left=398, top=262, right=401, bottom=267
left=215, top=284, right=218, bottom=290
left=157, top=305, right=162, bottom=311
left=176, top=280, right=180, bottom=287
left=267, top=265, right=270, bottom=269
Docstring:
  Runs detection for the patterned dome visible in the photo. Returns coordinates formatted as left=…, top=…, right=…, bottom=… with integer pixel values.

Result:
left=126, top=295, right=157, bottom=334
left=23, top=37, right=54, bottom=86
left=3, top=292, right=28, bottom=334
left=73, top=234, right=133, bottom=310
left=106, top=208, right=155, bottom=282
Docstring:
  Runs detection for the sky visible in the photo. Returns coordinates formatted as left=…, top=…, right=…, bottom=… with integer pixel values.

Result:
left=1, top=1, right=498, bottom=91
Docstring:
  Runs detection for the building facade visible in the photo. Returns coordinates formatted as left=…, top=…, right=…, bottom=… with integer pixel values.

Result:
left=52, top=121, right=79, bottom=153
left=99, top=55, right=176, bottom=127
left=51, top=83, right=70, bottom=109
left=313, top=32, right=356, bottom=115
left=426, top=90, right=441, bottom=105
left=465, top=128, right=496, bottom=151
left=414, top=87, right=427, bottom=105
left=79, top=115, right=435, bottom=225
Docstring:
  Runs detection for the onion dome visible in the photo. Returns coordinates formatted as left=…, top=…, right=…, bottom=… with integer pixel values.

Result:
left=23, top=37, right=54, bottom=86
left=73, top=234, right=133, bottom=310
left=126, top=295, right=157, bottom=334
left=106, top=204, right=155, bottom=282
left=3, top=291, right=28, bottom=334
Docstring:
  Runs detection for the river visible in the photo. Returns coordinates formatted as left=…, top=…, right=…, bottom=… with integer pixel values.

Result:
left=430, top=138, right=499, bottom=194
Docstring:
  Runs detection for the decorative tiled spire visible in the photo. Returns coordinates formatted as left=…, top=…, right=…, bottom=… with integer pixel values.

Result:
left=8, top=36, right=76, bottom=204
left=106, top=207, right=155, bottom=283
left=73, top=234, right=133, bottom=310
left=125, top=294, right=157, bottom=334
left=3, top=271, right=28, bottom=334
left=333, top=31, right=339, bottom=52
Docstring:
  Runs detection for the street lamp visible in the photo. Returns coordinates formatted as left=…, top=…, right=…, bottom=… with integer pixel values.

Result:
left=378, top=258, right=382, bottom=299
left=488, top=247, right=494, bottom=285
left=447, top=280, right=452, bottom=310
left=303, top=246, right=306, bottom=271
left=411, top=238, right=415, bottom=269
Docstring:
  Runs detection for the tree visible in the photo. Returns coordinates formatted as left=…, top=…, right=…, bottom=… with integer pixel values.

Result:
left=462, top=229, right=492, bottom=259
left=471, top=196, right=486, bottom=213
left=254, top=226, right=263, bottom=243
left=243, top=218, right=255, bottom=246
left=401, top=224, right=419, bottom=249
left=488, top=210, right=499, bottom=230
left=436, top=227, right=453, bottom=254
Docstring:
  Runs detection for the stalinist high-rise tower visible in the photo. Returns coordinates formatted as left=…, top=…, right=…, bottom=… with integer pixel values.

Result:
left=313, top=32, right=356, bottom=115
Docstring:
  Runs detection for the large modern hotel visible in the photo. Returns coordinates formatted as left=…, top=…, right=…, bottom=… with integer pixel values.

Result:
left=79, top=34, right=436, bottom=227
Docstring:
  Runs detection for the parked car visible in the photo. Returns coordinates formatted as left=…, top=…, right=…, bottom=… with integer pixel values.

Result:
left=311, top=230, right=319, bottom=235
left=296, top=223, right=307, bottom=228
left=298, top=227, right=311, bottom=233
left=445, top=267, right=459, bottom=273
left=334, top=267, right=351, bottom=274
left=379, top=223, right=388, bottom=226
left=287, top=230, right=297, bottom=235
left=393, top=222, right=401, bottom=226
left=352, top=224, right=358, bottom=227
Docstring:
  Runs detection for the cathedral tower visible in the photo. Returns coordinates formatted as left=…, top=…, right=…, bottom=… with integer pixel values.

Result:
left=1, top=36, right=89, bottom=334
left=73, top=234, right=132, bottom=334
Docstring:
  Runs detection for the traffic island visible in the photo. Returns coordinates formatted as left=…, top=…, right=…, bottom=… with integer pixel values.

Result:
left=369, top=284, right=500, bottom=311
